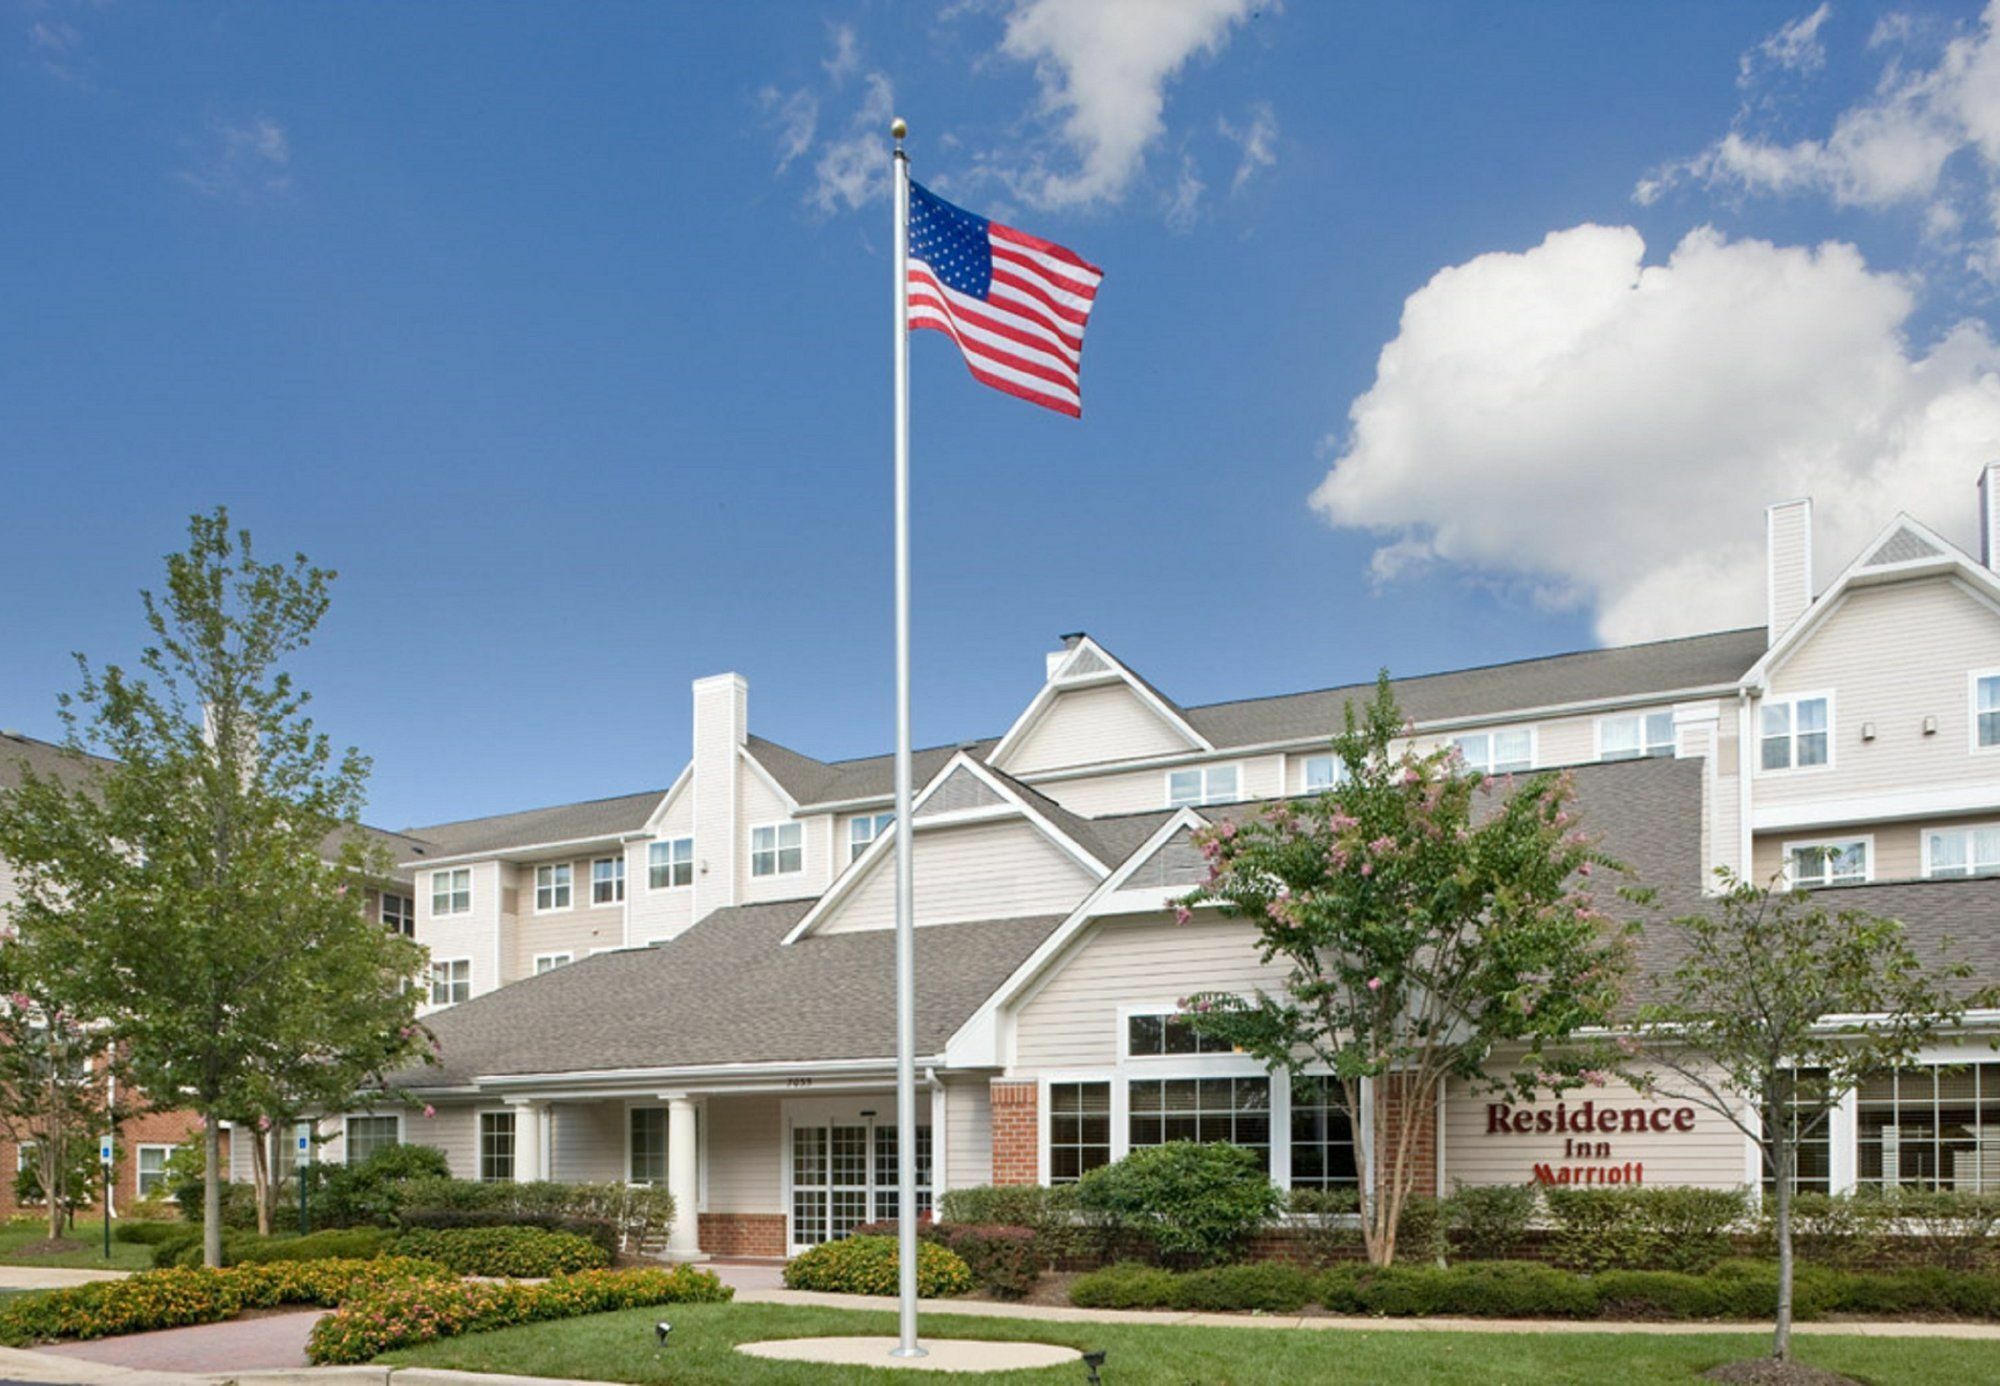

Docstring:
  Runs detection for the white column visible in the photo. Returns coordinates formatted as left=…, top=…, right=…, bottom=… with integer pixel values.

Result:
left=511, top=1102, right=544, bottom=1184
left=664, top=1095, right=704, bottom=1260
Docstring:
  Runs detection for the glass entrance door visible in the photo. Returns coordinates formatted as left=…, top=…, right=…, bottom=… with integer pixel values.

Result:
left=789, top=1116, right=932, bottom=1249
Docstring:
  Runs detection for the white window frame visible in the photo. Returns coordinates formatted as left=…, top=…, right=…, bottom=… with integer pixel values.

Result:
left=1920, top=822, right=2000, bottom=879
left=1300, top=754, right=1343, bottom=792
left=342, top=1112, right=404, bottom=1166
left=590, top=856, right=625, bottom=906
left=1757, top=691, right=1835, bottom=776
left=429, top=957, right=472, bottom=1006
left=477, top=1108, right=517, bottom=1184
left=1595, top=709, right=1677, bottom=762
left=430, top=868, right=472, bottom=917
left=1782, top=834, right=1874, bottom=888
left=1164, top=763, right=1244, bottom=809
left=648, top=837, right=694, bottom=891
left=626, top=1103, right=668, bottom=1186
left=848, top=812, right=895, bottom=863
left=1451, top=727, right=1536, bottom=775
left=1118, top=1003, right=1242, bottom=1063
left=1972, top=669, right=2000, bottom=754
left=135, top=1143, right=173, bottom=1199
left=532, top=952, right=573, bottom=975
left=750, top=822, right=804, bottom=878
left=533, top=863, right=572, bottom=914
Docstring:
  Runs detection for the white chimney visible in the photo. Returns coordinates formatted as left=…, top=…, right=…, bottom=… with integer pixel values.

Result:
left=1766, top=498, right=1813, bottom=645
left=1981, top=464, right=2000, bottom=572
left=691, top=673, right=748, bottom=919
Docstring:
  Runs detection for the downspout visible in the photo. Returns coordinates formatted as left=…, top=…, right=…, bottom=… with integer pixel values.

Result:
left=925, top=1067, right=947, bottom=1212
left=1737, top=688, right=1755, bottom=883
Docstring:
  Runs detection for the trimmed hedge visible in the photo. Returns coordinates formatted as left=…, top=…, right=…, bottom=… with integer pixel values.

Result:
left=395, top=1208, right=619, bottom=1260
left=151, top=1227, right=398, bottom=1269
left=390, top=1226, right=609, bottom=1278
left=1076, top=1142, right=1283, bottom=1267
left=112, top=1221, right=188, bottom=1246
left=858, top=1220, right=1042, bottom=1300
left=306, top=1265, right=731, bottom=1365
left=0, top=1258, right=449, bottom=1346
left=1069, top=1256, right=2000, bottom=1321
left=782, top=1236, right=974, bottom=1298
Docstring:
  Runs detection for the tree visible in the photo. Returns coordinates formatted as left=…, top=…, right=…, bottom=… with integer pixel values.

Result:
left=0, top=509, right=431, bottom=1266
left=1622, top=871, right=1992, bottom=1364
left=1178, top=675, right=1632, bottom=1265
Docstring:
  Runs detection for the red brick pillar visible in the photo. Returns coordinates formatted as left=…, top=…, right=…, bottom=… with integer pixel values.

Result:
left=1373, top=1076, right=1439, bottom=1198
left=990, top=1079, right=1038, bottom=1186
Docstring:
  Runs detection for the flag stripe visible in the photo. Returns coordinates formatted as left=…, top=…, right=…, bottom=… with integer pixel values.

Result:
left=910, top=311, right=1082, bottom=415
left=978, top=277, right=1087, bottom=354
left=909, top=268, right=1082, bottom=366
left=989, top=264, right=1094, bottom=327
left=908, top=290, right=1082, bottom=395
left=990, top=221, right=1103, bottom=277
left=989, top=241, right=1101, bottom=303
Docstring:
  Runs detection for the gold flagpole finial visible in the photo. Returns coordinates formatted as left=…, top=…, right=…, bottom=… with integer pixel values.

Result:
left=891, top=117, right=908, bottom=143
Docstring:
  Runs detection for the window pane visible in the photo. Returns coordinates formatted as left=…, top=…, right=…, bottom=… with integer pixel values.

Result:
left=1494, top=730, right=1532, bottom=771
left=631, top=1108, right=667, bottom=1184
left=1207, top=766, right=1239, bottom=802
left=1600, top=716, right=1641, bottom=761
left=1762, top=704, right=1792, bottom=738
left=1762, top=735, right=1792, bottom=771
left=1453, top=734, right=1488, bottom=771
left=1128, top=1014, right=1163, bottom=1056
left=479, top=1112, right=515, bottom=1183
left=1168, top=770, right=1202, bottom=806
left=1303, top=756, right=1339, bottom=790
left=1645, top=710, right=1676, bottom=754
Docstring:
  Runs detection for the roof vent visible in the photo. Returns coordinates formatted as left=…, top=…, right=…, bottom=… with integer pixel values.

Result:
left=1862, top=524, right=1942, bottom=567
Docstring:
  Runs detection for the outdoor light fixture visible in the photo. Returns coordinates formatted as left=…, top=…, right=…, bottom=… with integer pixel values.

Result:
left=1082, top=1348, right=1107, bottom=1384
left=654, top=1321, right=672, bottom=1348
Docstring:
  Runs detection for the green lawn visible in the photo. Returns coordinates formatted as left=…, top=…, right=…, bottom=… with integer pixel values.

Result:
left=384, top=1301, right=2000, bottom=1385
left=0, top=1220, right=151, bottom=1271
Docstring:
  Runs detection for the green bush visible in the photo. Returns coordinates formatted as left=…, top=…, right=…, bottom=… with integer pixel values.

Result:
left=936, top=1184, right=1118, bottom=1266
left=1316, top=1261, right=1596, bottom=1318
left=1754, top=1192, right=1875, bottom=1268
left=1443, top=1184, right=1537, bottom=1261
left=395, top=1179, right=670, bottom=1255
left=1075, top=1142, right=1282, bottom=1267
left=781, top=1236, right=973, bottom=1298
left=936, top=1185, right=1058, bottom=1226
left=395, top=1208, right=618, bottom=1260
left=1284, top=1186, right=1359, bottom=1267
left=314, top=1144, right=452, bottom=1228
left=390, top=1226, right=609, bottom=1277
left=113, top=1221, right=187, bottom=1246
left=1542, top=1187, right=1656, bottom=1272
left=0, top=1258, right=450, bottom=1346
left=863, top=1221, right=1042, bottom=1300
left=1394, top=1194, right=1445, bottom=1264
left=232, top=1228, right=394, bottom=1265
left=306, top=1265, right=731, bottom=1365
left=1638, top=1187, right=1750, bottom=1273
left=1170, top=1261, right=1314, bottom=1313
left=1068, top=1261, right=1178, bottom=1310
left=1861, top=1188, right=2000, bottom=1269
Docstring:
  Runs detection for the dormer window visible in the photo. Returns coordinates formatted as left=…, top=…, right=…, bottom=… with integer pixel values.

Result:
left=1761, top=694, right=1831, bottom=772
left=1453, top=729, right=1533, bottom=775
left=1301, top=755, right=1344, bottom=792
left=1599, top=710, right=1675, bottom=761
left=849, top=812, right=894, bottom=862
left=1167, top=765, right=1239, bottom=808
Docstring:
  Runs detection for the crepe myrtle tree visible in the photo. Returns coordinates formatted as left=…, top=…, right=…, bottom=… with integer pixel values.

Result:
left=1177, top=675, right=1634, bottom=1266
left=0, top=510, right=432, bottom=1266
left=1621, top=870, right=1994, bottom=1366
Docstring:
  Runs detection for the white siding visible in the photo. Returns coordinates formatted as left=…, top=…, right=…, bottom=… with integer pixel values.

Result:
left=406, top=1106, right=479, bottom=1177
left=818, top=818, right=1097, bottom=935
left=706, top=1094, right=782, bottom=1214
left=552, top=1102, right=625, bottom=1183
left=511, top=856, right=625, bottom=975
left=1042, top=754, right=1283, bottom=817
left=1012, top=914, right=1287, bottom=1071
left=944, top=1076, right=992, bottom=1190
left=738, top=762, right=809, bottom=905
left=1006, top=684, right=1197, bottom=775
left=629, top=783, right=698, bottom=946
left=1759, top=578, right=2000, bottom=811
left=418, top=860, right=506, bottom=1002
left=1444, top=1074, right=1749, bottom=1191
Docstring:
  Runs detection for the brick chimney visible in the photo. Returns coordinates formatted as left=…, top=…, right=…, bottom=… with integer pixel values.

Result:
left=690, top=673, right=747, bottom=919
left=1766, top=498, right=1813, bottom=645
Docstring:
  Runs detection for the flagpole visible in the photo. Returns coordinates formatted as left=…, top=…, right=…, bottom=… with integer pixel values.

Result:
left=888, top=114, right=924, bottom=1362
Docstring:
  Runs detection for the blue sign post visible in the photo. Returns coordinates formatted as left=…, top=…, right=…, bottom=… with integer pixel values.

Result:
left=99, top=1136, right=113, bottom=1260
left=297, top=1125, right=311, bottom=1235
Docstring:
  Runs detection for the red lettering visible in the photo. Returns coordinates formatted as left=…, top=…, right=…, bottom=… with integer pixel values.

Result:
left=1486, top=1104, right=1509, bottom=1134
left=1621, top=1110, right=1647, bottom=1134
left=1674, top=1109, right=1695, bottom=1132
left=1535, top=1109, right=1553, bottom=1133
left=1572, top=1101, right=1591, bottom=1133
left=1598, top=1107, right=1620, bottom=1134
left=1514, top=1110, right=1534, bottom=1134
left=1650, top=1109, right=1672, bottom=1133
left=1532, top=1163, right=1556, bottom=1184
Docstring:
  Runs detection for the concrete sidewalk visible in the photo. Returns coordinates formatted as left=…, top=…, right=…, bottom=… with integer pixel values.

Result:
left=0, top=1267, right=129, bottom=1292
left=0, top=1348, right=623, bottom=1385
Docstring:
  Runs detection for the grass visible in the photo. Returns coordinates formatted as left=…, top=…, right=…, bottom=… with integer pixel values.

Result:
left=384, top=1301, right=2000, bottom=1384
left=0, top=1219, right=152, bottom=1271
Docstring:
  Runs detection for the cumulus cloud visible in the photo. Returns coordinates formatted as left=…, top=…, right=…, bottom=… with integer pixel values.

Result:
left=1639, top=2, right=2000, bottom=277
left=995, top=0, right=1257, bottom=210
left=759, top=25, right=896, bottom=214
left=1219, top=101, right=1277, bottom=192
left=1309, top=223, right=2000, bottom=644
left=176, top=117, right=292, bottom=200
left=809, top=73, right=895, bottom=215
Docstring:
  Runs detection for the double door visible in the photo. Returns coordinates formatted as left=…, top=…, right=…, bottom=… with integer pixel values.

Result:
left=788, top=1104, right=932, bottom=1250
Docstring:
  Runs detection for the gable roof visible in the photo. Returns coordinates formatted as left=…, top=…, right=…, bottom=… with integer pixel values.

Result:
left=401, top=789, right=666, bottom=861
left=397, top=899, right=1067, bottom=1087
left=989, top=635, right=1211, bottom=771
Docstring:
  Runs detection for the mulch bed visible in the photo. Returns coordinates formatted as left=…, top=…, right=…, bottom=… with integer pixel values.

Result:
left=1702, top=1362, right=1861, bottom=1385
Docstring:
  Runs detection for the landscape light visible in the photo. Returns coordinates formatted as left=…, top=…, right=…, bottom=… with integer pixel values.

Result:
left=1082, top=1348, right=1107, bottom=1384
left=654, top=1321, right=672, bottom=1348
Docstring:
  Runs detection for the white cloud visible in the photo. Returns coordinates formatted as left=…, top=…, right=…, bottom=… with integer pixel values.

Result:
left=1641, top=2, right=2000, bottom=277
left=1309, top=223, right=2000, bottom=644
left=1740, top=3, right=1831, bottom=86
left=823, top=21, right=860, bottom=83
left=177, top=117, right=292, bottom=200
left=1164, top=153, right=1205, bottom=231
left=1219, top=100, right=1277, bottom=192
left=809, top=73, right=895, bottom=215
left=758, top=85, right=819, bottom=172
left=995, top=0, right=1257, bottom=210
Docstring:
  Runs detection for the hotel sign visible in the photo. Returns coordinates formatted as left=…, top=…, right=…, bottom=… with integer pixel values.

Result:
left=1484, top=1099, right=1697, bottom=1186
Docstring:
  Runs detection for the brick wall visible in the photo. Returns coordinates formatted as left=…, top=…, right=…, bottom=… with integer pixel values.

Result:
left=990, top=1079, right=1038, bottom=1186
left=0, top=1108, right=212, bottom=1222
left=697, top=1212, right=787, bottom=1258
left=1373, top=1074, right=1439, bottom=1201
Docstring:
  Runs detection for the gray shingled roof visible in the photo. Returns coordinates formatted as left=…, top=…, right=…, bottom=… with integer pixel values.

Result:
left=399, top=902, right=1066, bottom=1087
left=402, top=789, right=667, bottom=860
left=748, top=735, right=1001, bottom=810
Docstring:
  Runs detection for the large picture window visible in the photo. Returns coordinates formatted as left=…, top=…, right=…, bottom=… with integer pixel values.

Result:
left=1048, top=1081, right=1112, bottom=1184
left=1857, top=1063, right=2000, bottom=1193
left=1127, top=1077, right=1271, bottom=1173
left=1289, top=1076, right=1359, bottom=1189
left=479, top=1112, right=516, bottom=1183
left=344, top=1115, right=399, bottom=1165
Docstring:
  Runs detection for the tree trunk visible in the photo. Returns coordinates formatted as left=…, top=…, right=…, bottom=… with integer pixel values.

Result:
left=42, top=1134, right=61, bottom=1243
left=249, top=1129, right=272, bottom=1237
left=202, top=1116, right=223, bottom=1269
left=1773, top=1139, right=1795, bottom=1363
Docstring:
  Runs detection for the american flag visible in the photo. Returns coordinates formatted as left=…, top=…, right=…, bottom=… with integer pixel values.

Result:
left=906, top=180, right=1104, bottom=418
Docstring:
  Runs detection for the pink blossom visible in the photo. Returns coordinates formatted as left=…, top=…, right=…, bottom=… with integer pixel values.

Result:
left=1360, top=862, right=1373, bottom=877
left=1367, top=835, right=1396, bottom=855
left=1215, top=820, right=1238, bottom=841
left=1328, top=812, right=1358, bottom=832
left=1578, top=863, right=1593, bottom=877
left=1367, top=976, right=1383, bottom=992
left=1173, top=904, right=1194, bottom=927
left=257, top=1115, right=271, bottom=1131
left=5, top=993, right=28, bottom=1011
left=1581, top=1069, right=1611, bottom=1088
left=1401, top=767, right=1420, bottom=786
left=423, top=1104, right=437, bottom=1119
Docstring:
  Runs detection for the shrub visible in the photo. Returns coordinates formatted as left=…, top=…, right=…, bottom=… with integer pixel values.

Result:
left=1443, top=1184, right=1537, bottom=1262
left=1170, top=1262, right=1315, bottom=1313
left=306, top=1265, right=731, bottom=1365
left=1638, top=1187, right=1750, bottom=1274
left=395, top=1180, right=669, bottom=1256
left=121, top=1198, right=180, bottom=1223
left=1394, top=1194, right=1445, bottom=1265
left=232, top=1228, right=394, bottom=1265
left=1542, top=1188, right=1658, bottom=1272
left=390, top=1226, right=608, bottom=1278
left=1284, top=1186, right=1359, bottom=1267
left=1075, top=1143, right=1282, bottom=1267
left=867, top=1221, right=1041, bottom=1300
left=1068, top=1261, right=1178, bottom=1310
left=781, top=1236, right=973, bottom=1298
left=314, top=1144, right=453, bottom=1228
left=1861, top=1188, right=2000, bottom=1270
left=1755, top=1192, right=1875, bottom=1268
left=937, top=1183, right=1122, bottom=1267
left=113, top=1221, right=187, bottom=1246
left=394, top=1208, right=618, bottom=1260
left=1317, top=1261, right=1596, bottom=1318
left=937, top=1185, right=1057, bottom=1227
left=0, top=1258, right=449, bottom=1346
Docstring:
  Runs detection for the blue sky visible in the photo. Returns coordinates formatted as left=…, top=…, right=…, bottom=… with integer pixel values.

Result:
left=7, top=1, right=2000, bottom=829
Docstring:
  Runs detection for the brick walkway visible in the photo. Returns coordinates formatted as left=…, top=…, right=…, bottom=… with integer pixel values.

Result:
left=34, top=1308, right=322, bottom=1373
